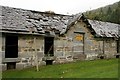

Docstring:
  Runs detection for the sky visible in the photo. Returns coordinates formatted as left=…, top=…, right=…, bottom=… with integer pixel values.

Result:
left=0, top=0, right=120, bottom=15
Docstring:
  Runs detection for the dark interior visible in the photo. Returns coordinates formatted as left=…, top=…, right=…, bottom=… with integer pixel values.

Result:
left=46, top=60, right=53, bottom=65
left=100, top=56, right=104, bottom=59
left=5, top=35, right=18, bottom=70
left=44, top=37, right=54, bottom=56
left=117, top=40, right=119, bottom=53
left=116, top=55, right=119, bottom=58
left=5, top=35, right=18, bottom=58
left=7, top=62, right=16, bottom=69
left=44, top=37, right=54, bottom=65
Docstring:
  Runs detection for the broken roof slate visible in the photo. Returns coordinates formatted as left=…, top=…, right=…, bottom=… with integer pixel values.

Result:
left=0, top=6, right=120, bottom=38
left=1, top=6, right=75, bottom=35
left=88, top=19, right=120, bottom=38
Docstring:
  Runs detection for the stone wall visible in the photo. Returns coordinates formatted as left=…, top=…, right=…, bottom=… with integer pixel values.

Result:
left=18, top=35, right=44, bottom=66
left=18, top=35, right=44, bottom=57
left=54, top=20, right=117, bottom=60
left=104, top=39, right=117, bottom=58
left=1, top=34, right=45, bottom=70
left=54, top=20, right=85, bottom=60
left=0, top=35, right=5, bottom=59
left=0, top=20, right=118, bottom=70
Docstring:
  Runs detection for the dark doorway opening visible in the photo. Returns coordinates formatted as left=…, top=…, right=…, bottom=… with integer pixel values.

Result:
left=117, top=40, right=119, bottom=53
left=5, top=35, right=18, bottom=70
left=116, top=55, right=119, bottom=58
left=100, top=56, right=104, bottom=59
left=46, top=60, right=54, bottom=65
left=44, top=37, right=54, bottom=65
left=5, top=35, right=18, bottom=58
left=7, top=62, right=16, bottom=70
left=7, top=62, right=16, bottom=69
left=44, top=37, right=54, bottom=56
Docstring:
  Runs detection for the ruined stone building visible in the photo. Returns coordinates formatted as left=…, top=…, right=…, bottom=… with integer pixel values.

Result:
left=0, top=6, right=120, bottom=70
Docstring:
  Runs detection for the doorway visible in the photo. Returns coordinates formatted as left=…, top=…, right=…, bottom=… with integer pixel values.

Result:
left=44, top=37, right=54, bottom=65
left=73, top=33, right=84, bottom=54
left=5, top=35, right=18, bottom=69
left=117, top=40, right=120, bottom=53
left=44, top=37, right=54, bottom=56
left=73, top=32, right=85, bottom=60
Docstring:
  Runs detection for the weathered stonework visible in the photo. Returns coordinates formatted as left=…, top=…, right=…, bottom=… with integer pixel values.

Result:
left=0, top=6, right=119, bottom=70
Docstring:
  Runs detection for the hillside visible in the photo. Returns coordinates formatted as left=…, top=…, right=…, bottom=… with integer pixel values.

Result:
left=84, top=1, right=120, bottom=24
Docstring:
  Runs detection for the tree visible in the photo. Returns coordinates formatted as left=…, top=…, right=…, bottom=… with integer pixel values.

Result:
left=84, top=1, right=120, bottom=24
left=118, top=1, right=120, bottom=7
left=107, top=7, right=112, bottom=14
left=94, top=15, right=99, bottom=20
left=100, top=8, right=103, bottom=15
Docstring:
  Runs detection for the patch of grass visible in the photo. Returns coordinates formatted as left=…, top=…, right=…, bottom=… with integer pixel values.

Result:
left=2, top=59, right=118, bottom=78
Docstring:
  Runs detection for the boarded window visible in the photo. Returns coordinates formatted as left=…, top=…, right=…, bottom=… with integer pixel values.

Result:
left=73, top=33, right=84, bottom=53
left=73, top=33, right=83, bottom=43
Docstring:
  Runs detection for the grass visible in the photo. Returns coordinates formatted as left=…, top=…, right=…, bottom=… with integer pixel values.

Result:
left=2, top=59, right=119, bottom=78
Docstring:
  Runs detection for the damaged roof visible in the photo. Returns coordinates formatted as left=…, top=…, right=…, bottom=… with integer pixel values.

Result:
left=0, top=5, right=82, bottom=35
left=88, top=19, right=120, bottom=38
left=0, top=6, right=119, bottom=38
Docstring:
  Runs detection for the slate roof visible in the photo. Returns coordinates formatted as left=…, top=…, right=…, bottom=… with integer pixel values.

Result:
left=88, top=19, right=120, bottom=38
left=0, top=6, right=119, bottom=38
left=0, top=6, right=82, bottom=35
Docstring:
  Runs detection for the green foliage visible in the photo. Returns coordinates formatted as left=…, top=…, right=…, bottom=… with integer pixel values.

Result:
left=2, top=59, right=118, bottom=78
left=84, top=1, right=120, bottom=24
